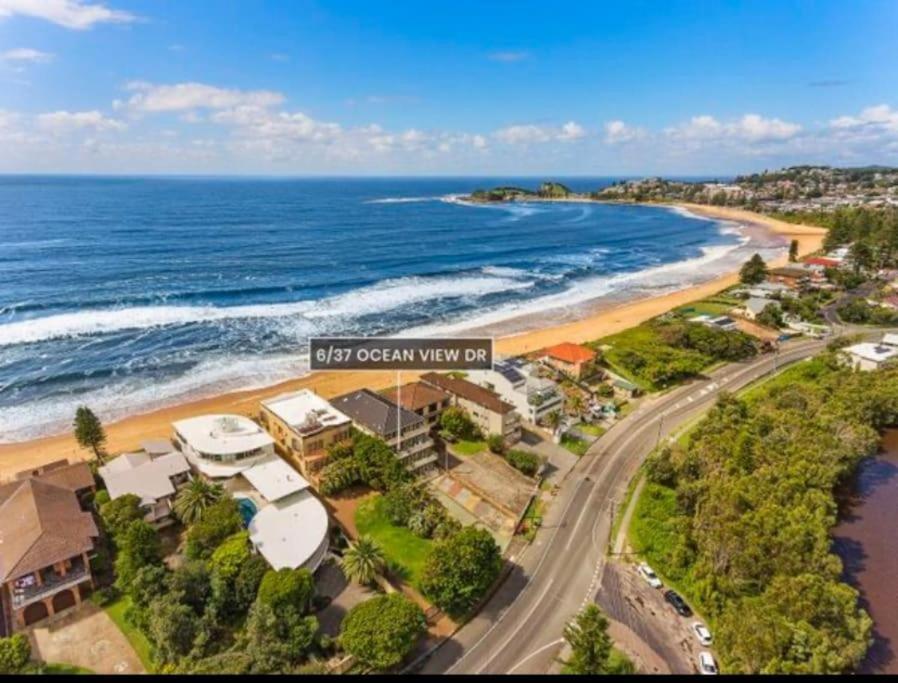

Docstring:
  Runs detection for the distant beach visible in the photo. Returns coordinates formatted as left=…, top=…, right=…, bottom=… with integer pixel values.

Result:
left=0, top=192, right=825, bottom=479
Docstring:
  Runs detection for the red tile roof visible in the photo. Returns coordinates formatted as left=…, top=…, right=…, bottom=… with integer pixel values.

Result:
left=542, top=342, right=597, bottom=364
left=381, top=381, right=450, bottom=413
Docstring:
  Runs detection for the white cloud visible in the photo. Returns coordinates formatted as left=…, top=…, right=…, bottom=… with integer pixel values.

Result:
left=494, top=122, right=586, bottom=145
left=831, top=104, right=898, bottom=135
left=122, top=82, right=285, bottom=113
left=212, top=106, right=342, bottom=144
left=1, top=47, right=54, bottom=64
left=488, top=51, right=529, bottom=63
left=666, top=113, right=801, bottom=142
left=37, top=110, right=125, bottom=132
left=0, top=0, right=134, bottom=30
left=603, top=120, right=646, bottom=144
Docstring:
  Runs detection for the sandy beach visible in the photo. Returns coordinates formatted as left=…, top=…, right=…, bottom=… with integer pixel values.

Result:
left=0, top=203, right=825, bottom=479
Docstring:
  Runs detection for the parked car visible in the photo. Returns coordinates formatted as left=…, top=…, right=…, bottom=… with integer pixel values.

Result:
left=664, top=589, right=692, bottom=617
left=692, top=622, right=712, bottom=646
left=698, top=651, right=718, bottom=675
left=637, top=562, right=662, bottom=589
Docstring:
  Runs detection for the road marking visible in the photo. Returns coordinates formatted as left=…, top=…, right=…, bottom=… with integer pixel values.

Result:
left=507, top=638, right=566, bottom=674
left=476, top=578, right=557, bottom=673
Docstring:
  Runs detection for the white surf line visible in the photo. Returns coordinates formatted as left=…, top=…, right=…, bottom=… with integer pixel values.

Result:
left=507, top=638, right=566, bottom=674
left=475, top=578, right=558, bottom=674
left=448, top=478, right=588, bottom=673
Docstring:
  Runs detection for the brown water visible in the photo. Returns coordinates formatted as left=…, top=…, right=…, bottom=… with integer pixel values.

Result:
left=833, top=429, right=898, bottom=674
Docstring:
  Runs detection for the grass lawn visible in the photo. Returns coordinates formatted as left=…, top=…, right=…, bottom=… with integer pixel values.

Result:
left=97, top=595, right=155, bottom=672
left=26, top=663, right=94, bottom=674
left=578, top=422, right=606, bottom=437
left=560, top=433, right=589, bottom=456
left=452, top=439, right=486, bottom=456
left=673, top=300, right=736, bottom=318
left=355, top=494, right=433, bottom=588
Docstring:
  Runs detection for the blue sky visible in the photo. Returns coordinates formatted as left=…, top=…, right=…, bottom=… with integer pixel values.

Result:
left=1, top=0, right=897, bottom=174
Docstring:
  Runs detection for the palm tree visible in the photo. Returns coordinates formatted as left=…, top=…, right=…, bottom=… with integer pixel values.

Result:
left=173, top=477, right=224, bottom=524
left=544, top=410, right=563, bottom=433
left=567, top=394, right=585, bottom=417
left=340, top=536, right=385, bottom=585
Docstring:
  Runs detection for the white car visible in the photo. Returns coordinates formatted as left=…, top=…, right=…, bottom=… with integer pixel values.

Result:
left=698, top=651, right=718, bottom=675
left=637, top=562, right=662, bottom=589
left=692, top=622, right=712, bottom=646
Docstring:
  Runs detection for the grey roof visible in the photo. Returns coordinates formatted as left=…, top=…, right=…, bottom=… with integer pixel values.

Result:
left=330, top=389, right=424, bottom=437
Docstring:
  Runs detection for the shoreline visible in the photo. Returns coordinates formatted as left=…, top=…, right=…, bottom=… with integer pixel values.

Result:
left=0, top=203, right=826, bottom=479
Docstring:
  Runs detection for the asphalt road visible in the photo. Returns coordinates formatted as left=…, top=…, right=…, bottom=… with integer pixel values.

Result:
left=418, top=338, right=828, bottom=674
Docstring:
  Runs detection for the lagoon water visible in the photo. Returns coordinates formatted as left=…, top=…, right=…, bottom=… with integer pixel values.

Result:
left=0, top=176, right=776, bottom=441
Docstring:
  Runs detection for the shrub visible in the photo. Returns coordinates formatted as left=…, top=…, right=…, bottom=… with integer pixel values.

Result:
left=440, top=406, right=481, bottom=441
left=487, top=433, right=505, bottom=454
left=505, top=449, right=540, bottom=476
left=0, top=634, right=31, bottom=674
left=339, top=594, right=426, bottom=671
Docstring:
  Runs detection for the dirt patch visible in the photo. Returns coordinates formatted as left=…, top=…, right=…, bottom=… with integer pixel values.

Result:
left=29, top=603, right=144, bottom=674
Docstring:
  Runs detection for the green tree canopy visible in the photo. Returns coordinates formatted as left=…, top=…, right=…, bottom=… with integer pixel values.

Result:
left=99, top=493, right=143, bottom=539
left=184, top=497, right=243, bottom=560
left=173, top=478, right=224, bottom=525
left=339, top=593, right=426, bottom=672
left=420, top=527, right=503, bottom=619
left=739, top=253, right=769, bottom=285
left=0, top=634, right=31, bottom=674
left=257, top=567, right=316, bottom=616
left=340, top=536, right=386, bottom=585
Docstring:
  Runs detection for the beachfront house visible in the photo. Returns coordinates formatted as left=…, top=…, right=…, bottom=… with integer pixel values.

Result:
left=841, top=342, right=898, bottom=371
left=98, top=449, right=191, bottom=528
left=0, top=461, right=98, bottom=631
left=380, top=381, right=452, bottom=429
left=173, top=414, right=275, bottom=479
left=259, top=390, right=353, bottom=485
left=420, top=372, right=522, bottom=446
left=539, top=342, right=598, bottom=380
left=466, top=358, right=564, bottom=426
left=172, top=413, right=329, bottom=572
left=767, top=265, right=811, bottom=289
left=330, top=389, right=439, bottom=475
left=741, top=297, right=776, bottom=321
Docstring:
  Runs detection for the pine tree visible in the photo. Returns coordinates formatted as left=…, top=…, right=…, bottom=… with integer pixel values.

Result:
left=73, top=405, right=107, bottom=463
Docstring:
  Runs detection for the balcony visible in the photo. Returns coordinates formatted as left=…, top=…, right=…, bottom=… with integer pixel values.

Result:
left=11, top=558, right=90, bottom=610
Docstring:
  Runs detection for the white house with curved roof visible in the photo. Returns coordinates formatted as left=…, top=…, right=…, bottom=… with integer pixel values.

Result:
left=172, top=414, right=274, bottom=478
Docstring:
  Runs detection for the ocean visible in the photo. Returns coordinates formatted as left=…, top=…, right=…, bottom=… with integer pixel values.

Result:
left=0, top=176, right=784, bottom=441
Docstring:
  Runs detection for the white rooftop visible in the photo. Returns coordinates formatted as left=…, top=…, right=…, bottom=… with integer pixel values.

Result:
left=98, top=451, right=190, bottom=506
left=883, top=333, right=898, bottom=348
left=173, top=414, right=274, bottom=456
left=248, top=490, right=329, bottom=571
left=846, top=342, right=898, bottom=363
left=262, top=389, right=351, bottom=435
left=241, top=455, right=310, bottom=503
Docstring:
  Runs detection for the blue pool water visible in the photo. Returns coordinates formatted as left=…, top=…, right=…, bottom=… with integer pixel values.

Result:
left=238, top=497, right=258, bottom=526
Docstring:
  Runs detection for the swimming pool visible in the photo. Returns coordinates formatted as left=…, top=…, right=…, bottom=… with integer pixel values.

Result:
left=237, top=497, right=258, bottom=526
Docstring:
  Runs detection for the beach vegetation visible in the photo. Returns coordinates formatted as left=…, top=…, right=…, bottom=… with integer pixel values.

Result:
left=631, top=356, right=898, bottom=673
left=420, top=526, right=503, bottom=619
left=739, top=253, right=769, bottom=285
left=340, top=536, right=386, bottom=585
left=173, top=478, right=225, bottom=525
left=339, top=593, right=426, bottom=671
left=73, top=405, right=108, bottom=462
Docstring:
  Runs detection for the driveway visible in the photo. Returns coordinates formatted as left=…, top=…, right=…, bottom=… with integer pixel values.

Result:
left=29, top=603, right=144, bottom=674
left=518, top=427, right=579, bottom=483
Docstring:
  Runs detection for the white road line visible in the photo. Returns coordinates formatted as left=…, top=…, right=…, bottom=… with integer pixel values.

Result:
left=476, top=578, right=557, bottom=673
left=507, top=638, right=566, bottom=674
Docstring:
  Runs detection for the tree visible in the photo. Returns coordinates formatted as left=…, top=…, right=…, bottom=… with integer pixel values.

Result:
left=0, top=634, right=31, bottom=674
left=788, top=239, right=799, bottom=262
left=168, top=560, right=212, bottom=616
left=566, top=393, right=585, bottom=416
left=562, top=604, right=614, bottom=674
left=439, top=405, right=481, bottom=441
left=129, top=563, right=169, bottom=609
left=544, top=410, right=563, bottom=432
left=486, top=433, right=505, bottom=454
left=243, top=601, right=317, bottom=673
left=340, top=536, right=386, bottom=585
left=114, top=519, right=162, bottom=591
left=185, top=498, right=243, bottom=560
left=99, top=493, right=143, bottom=539
left=739, top=253, right=768, bottom=285
left=73, top=405, right=107, bottom=462
left=757, top=303, right=785, bottom=329
left=339, top=594, right=426, bottom=671
left=147, top=595, right=200, bottom=666
left=257, top=567, right=316, bottom=616
left=233, top=554, right=269, bottom=614
left=173, top=478, right=224, bottom=525
left=420, top=527, right=503, bottom=619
